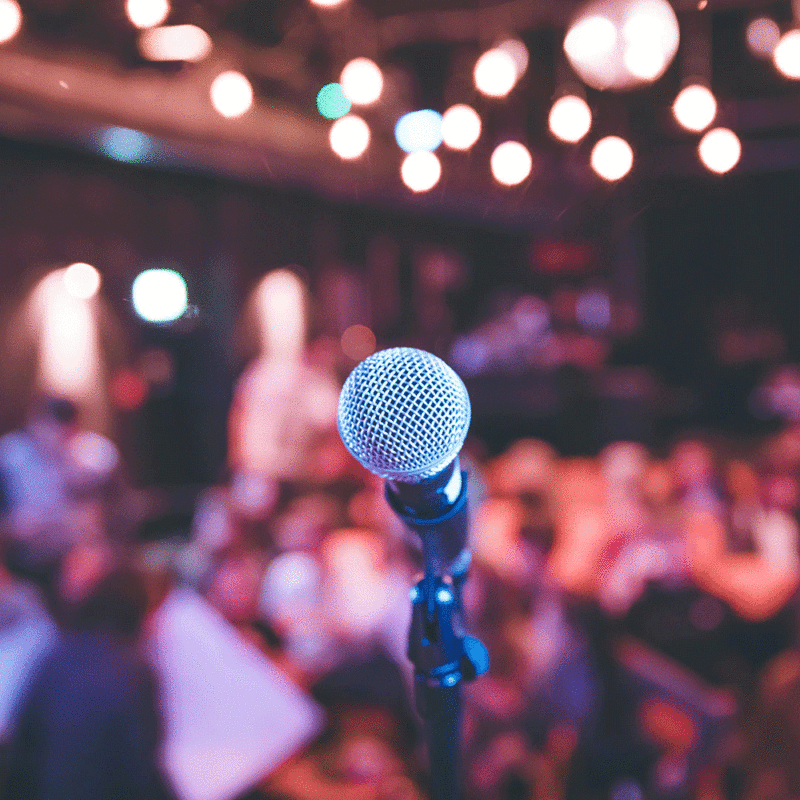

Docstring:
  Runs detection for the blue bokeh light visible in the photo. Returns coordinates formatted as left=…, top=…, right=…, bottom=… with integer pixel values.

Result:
left=99, top=127, right=153, bottom=163
left=394, top=109, right=443, bottom=153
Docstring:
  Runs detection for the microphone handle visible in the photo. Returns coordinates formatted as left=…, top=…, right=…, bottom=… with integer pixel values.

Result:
left=385, top=466, right=469, bottom=577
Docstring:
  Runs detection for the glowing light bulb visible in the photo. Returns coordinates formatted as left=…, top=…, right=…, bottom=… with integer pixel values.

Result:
left=329, top=115, right=370, bottom=159
left=138, top=24, right=212, bottom=62
left=548, top=95, right=592, bottom=142
left=441, top=104, right=482, bottom=150
left=63, top=263, right=101, bottom=300
left=490, top=141, right=533, bottom=186
left=210, top=71, right=253, bottom=118
left=125, top=0, right=170, bottom=29
left=394, top=109, right=443, bottom=153
left=746, top=17, right=780, bottom=58
left=0, top=0, right=22, bottom=44
left=401, top=152, right=441, bottom=192
left=132, top=269, right=188, bottom=323
left=565, top=16, right=617, bottom=63
left=698, top=127, right=741, bottom=173
left=773, top=30, right=800, bottom=79
left=672, top=84, right=717, bottom=132
left=591, top=136, right=633, bottom=181
left=340, top=58, right=383, bottom=105
left=474, top=48, right=518, bottom=97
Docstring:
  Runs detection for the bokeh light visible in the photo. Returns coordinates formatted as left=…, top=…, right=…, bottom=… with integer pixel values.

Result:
left=341, top=324, right=377, bottom=361
left=339, top=58, right=383, bottom=105
left=490, top=141, right=533, bottom=186
left=125, top=0, right=170, bottom=29
left=698, top=127, right=741, bottom=173
left=329, top=114, right=370, bottom=159
left=401, top=152, right=442, bottom=192
left=773, top=30, right=800, bottom=79
left=672, top=84, right=717, bottom=132
left=441, top=104, right=482, bottom=150
left=99, top=127, right=152, bottom=163
left=255, top=269, right=307, bottom=361
left=548, top=95, right=592, bottom=142
left=63, top=263, right=101, bottom=300
left=309, top=0, right=347, bottom=7
left=394, top=110, right=443, bottom=153
left=132, top=268, right=188, bottom=323
left=210, top=71, right=253, bottom=118
left=746, top=17, right=781, bottom=58
left=474, top=48, right=518, bottom=97
left=0, top=0, right=22, bottom=43
left=137, top=24, right=212, bottom=62
left=590, top=135, right=634, bottom=181
left=564, top=0, right=680, bottom=90
left=316, top=83, right=351, bottom=119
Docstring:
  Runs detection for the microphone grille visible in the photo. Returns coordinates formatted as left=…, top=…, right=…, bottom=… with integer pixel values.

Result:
left=338, top=347, right=471, bottom=482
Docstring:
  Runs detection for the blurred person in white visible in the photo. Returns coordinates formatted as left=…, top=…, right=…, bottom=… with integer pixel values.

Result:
left=227, top=269, right=342, bottom=499
left=0, top=396, right=121, bottom=582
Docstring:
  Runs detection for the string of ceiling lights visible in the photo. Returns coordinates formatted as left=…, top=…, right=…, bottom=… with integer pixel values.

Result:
left=0, top=0, right=798, bottom=191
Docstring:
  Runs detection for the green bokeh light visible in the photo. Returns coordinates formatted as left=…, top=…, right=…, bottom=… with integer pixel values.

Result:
left=316, top=83, right=351, bottom=119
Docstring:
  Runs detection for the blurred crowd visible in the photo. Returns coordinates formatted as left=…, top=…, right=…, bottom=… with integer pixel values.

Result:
left=4, top=349, right=800, bottom=800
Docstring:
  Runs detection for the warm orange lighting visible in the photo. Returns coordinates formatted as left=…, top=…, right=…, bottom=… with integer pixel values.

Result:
left=63, top=262, right=101, bottom=300
left=125, top=0, right=170, bottom=29
left=341, top=325, right=376, bottom=361
left=0, top=0, right=22, bottom=44
left=590, top=136, right=633, bottom=181
left=137, top=24, right=212, bottom=62
left=210, top=71, right=254, bottom=118
left=698, top=127, right=741, bottom=173
left=490, top=141, right=533, bottom=186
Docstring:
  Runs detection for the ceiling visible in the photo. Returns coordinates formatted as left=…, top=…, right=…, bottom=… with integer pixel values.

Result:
left=0, top=0, right=798, bottom=222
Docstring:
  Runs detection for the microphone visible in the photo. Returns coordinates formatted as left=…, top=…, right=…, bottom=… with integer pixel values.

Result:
left=337, top=347, right=472, bottom=575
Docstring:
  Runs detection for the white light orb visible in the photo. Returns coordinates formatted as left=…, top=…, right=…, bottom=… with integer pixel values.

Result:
left=125, top=0, right=170, bottom=29
left=401, top=152, right=441, bottom=192
left=746, top=17, right=781, bottom=58
left=672, top=84, right=717, bottom=132
left=698, top=127, right=741, bottom=173
left=591, top=136, right=633, bottom=181
left=773, top=30, right=800, bottom=79
left=132, top=269, right=188, bottom=323
left=564, top=0, right=680, bottom=90
left=210, top=71, right=253, bottom=118
left=310, top=0, right=347, bottom=6
left=340, top=58, right=383, bottom=105
left=474, top=48, right=518, bottom=97
left=138, top=24, right=212, bottom=62
left=63, top=263, right=101, bottom=300
left=490, top=141, right=533, bottom=186
left=549, top=95, right=592, bottom=142
left=329, top=114, right=370, bottom=159
left=442, top=104, right=482, bottom=150
left=0, top=0, right=22, bottom=44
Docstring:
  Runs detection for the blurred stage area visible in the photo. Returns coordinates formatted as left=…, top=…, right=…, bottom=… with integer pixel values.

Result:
left=1, top=1, right=800, bottom=800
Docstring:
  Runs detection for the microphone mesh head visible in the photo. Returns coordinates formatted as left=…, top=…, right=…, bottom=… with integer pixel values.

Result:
left=338, top=347, right=471, bottom=482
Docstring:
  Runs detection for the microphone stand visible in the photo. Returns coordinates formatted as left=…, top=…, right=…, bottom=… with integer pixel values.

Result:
left=387, top=472, right=489, bottom=800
